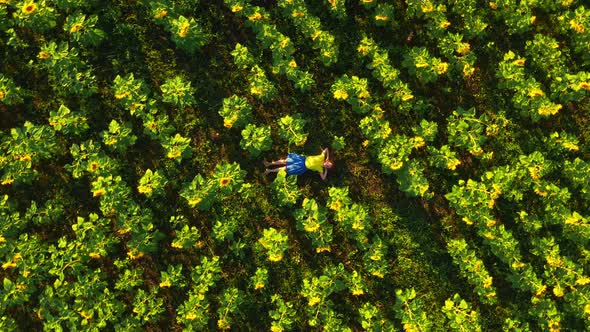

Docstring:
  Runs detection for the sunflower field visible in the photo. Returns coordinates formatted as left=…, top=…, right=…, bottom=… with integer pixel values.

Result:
left=1, top=0, right=590, bottom=331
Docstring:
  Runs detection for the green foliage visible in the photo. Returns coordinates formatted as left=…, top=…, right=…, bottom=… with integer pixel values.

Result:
left=323, top=0, right=346, bottom=19
left=269, top=295, right=297, bottom=332
left=331, top=74, right=373, bottom=113
left=240, top=123, right=272, bottom=157
left=497, top=51, right=563, bottom=121
left=132, top=288, right=164, bottom=324
left=112, top=73, right=150, bottom=116
left=447, top=239, right=498, bottom=305
left=38, top=41, right=97, bottom=98
left=427, top=145, right=461, bottom=171
left=358, top=302, right=395, bottom=331
left=294, top=198, right=333, bottom=253
left=331, top=135, right=345, bottom=151
left=219, top=95, right=253, bottom=129
left=169, top=215, right=201, bottom=250
left=101, top=120, right=137, bottom=152
left=278, top=0, right=339, bottom=66
left=250, top=267, right=268, bottom=291
left=0, top=121, right=59, bottom=185
left=13, top=0, right=57, bottom=31
left=180, top=162, right=246, bottom=210
left=64, top=12, right=105, bottom=47
left=357, top=37, right=415, bottom=111
left=402, top=47, right=449, bottom=84
left=270, top=169, right=300, bottom=207
left=160, top=76, right=195, bottom=108
left=394, top=288, right=433, bottom=332
left=161, top=133, right=192, bottom=161
left=446, top=107, right=488, bottom=157
left=216, top=287, right=243, bottom=330
left=442, top=294, right=482, bottom=332
left=2, top=1, right=590, bottom=331
left=362, top=236, right=388, bottom=278
left=169, top=15, right=208, bottom=54
left=0, top=74, right=23, bottom=105
left=137, top=169, right=167, bottom=197
left=48, top=104, right=89, bottom=136
left=258, top=228, right=289, bottom=262
left=159, top=264, right=186, bottom=289
left=278, top=113, right=307, bottom=147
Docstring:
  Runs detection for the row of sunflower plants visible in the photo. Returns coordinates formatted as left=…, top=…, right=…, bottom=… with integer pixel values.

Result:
left=65, top=139, right=160, bottom=260
left=489, top=151, right=590, bottom=248
left=325, top=187, right=388, bottom=278
left=224, top=0, right=315, bottom=91
left=112, top=73, right=193, bottom=162
left=496, top=51, right=564, bottom=122
left=176, top=255, right=222, bottom=330
left=277, top=0, right=339, bottom=66
left=444, top=166, right=574, bottom=329
left=525, top=33, right=590, bottom=104
left=146, top=1, right=208, bottom=54
left=299, top=265, right=352, bottom=330
left=332, top=74, right=431, bottom=197
left=446, top=238, right=498, bottom=305
left=231, top=43, right=277, bottom=102
left=0, top=121, right=59, bottom=185
left=558, top=5, right=590, bottom=65
left=529, top=236, right=590, bottom=327
left=356, top=37, right=416, bottom=112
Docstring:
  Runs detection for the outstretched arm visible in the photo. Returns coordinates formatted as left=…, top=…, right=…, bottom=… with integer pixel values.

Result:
left=320, top=168, right=328, bottom=180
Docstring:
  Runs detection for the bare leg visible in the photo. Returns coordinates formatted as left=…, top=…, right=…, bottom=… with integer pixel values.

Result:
left=264, top=166, right=287, bottom=175
left=263, top=159, right=287, bottom=167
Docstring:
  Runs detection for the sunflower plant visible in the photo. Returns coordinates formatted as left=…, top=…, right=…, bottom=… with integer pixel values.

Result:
left=64, top=12, right=105, bottom=47
left=294, top=198, right=333, bottom=253
left=101, top=120, right=137, bottom=153
left=270, top=169, right=300, bottom=207
left=0, top=74, right=23, bottom=106
left=160, top=76, right=195, bottom=108
left=169, top=15, right=208, bottom=54
left=137, top=169, right=167, bottom=197
left=442, top=294, right=482, bottom=332
left=161, top=133, right=192, bottom=161
left=112, top=73, right=150, bottom=116
left=48, top=104, right=89, bottom=136
left=278, top=113, right=307, bottom=146
left=219, top=95, right=252, bottom=129
left=0, top=121, right=59, bottom=185
left=211, top=162, right=246, bottom=195
left=250, top=267, right=268, bottom=291
left=38, top=41, right=97, bottom=98
left=240, top=123, right=272, bottom=157
left=258, top=228, right=289, bottom=262
left=402, top=47, right=449, bottom=84
left=13, top=0, right=57, bottom=31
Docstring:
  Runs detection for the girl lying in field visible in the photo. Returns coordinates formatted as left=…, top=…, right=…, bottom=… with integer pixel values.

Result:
left=263, top=148, right=334, bottom=180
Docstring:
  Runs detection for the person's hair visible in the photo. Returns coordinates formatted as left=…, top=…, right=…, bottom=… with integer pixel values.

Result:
left=324, top=159, right=334, bottom=169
